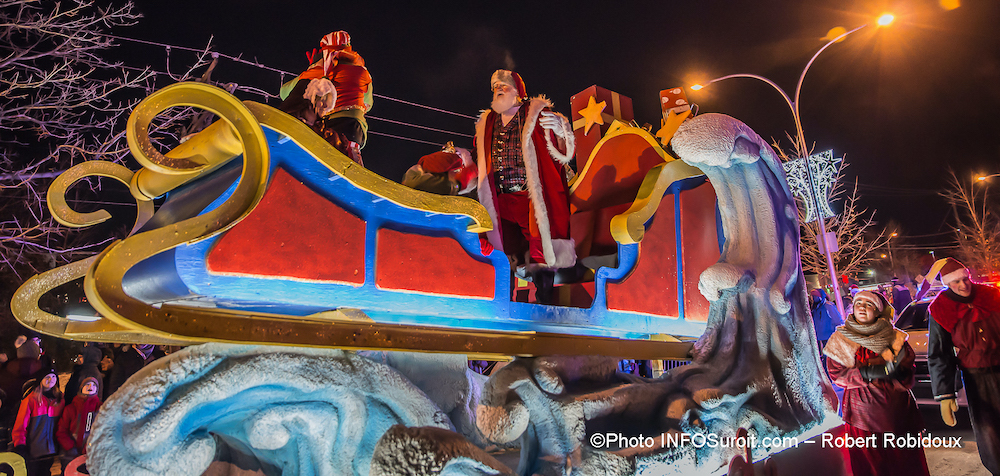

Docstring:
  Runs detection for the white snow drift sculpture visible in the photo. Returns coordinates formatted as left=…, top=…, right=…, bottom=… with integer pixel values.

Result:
left=87, top=344, right=452, bottom=476
left=476, top=113, right=840, bottom=475
left=360, top=351, right=497, bottom=449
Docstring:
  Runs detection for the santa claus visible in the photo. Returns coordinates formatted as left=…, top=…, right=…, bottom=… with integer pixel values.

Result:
left=475, top=70, right=575, bottom=303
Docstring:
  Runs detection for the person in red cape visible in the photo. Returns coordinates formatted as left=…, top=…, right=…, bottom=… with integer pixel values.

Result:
left=824, top=290, right=930, bottom=476
left=928, top=257, right=1000, bottom=475
left=475, top=70, right=575, bottom=304
left=279, top=30, right=373, bottom=165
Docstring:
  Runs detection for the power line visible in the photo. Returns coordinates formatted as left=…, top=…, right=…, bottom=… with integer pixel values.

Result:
left=371, top=95, right=477, bottom=119
left=368, top=131, right=448, bottom=147
left=367, top=116, right=472, bottom=138
left=857, top=183, right=937, bottom=193
left=899, top=230, right=959, bottom=238
left=106, top=33, right=478, bottom=119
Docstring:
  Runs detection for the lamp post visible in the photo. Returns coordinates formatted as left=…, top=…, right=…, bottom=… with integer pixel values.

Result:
left=690, top=15, right=893, bottom=318
left=888, top=232, right=897, bottom=277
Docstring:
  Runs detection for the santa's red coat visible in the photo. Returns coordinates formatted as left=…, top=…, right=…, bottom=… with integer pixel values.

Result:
left=475, top=97, right=576, bottom=268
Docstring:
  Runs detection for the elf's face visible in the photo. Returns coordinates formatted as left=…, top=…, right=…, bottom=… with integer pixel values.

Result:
left=82, top=381, right=98, bottom=396
left=947, top=276, right=972, bottom=297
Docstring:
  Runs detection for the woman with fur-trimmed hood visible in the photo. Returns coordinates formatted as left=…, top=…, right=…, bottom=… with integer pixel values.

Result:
left=823, top=290, right=929, bottom=476
left=475, top=70, right=575, bottom=303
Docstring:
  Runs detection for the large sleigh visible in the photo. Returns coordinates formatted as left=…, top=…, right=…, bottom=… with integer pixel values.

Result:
left=13, top=82, right=722, bottom=359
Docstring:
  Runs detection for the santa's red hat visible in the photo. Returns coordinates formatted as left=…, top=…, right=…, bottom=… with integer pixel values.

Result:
left=491, top=70, right=527, bottom=100
left=939, top=257, right=970, bottom=285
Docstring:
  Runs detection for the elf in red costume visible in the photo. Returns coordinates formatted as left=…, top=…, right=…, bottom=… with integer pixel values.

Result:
left=402, top=142, right=477, bottom=196
left=928, top=257, right=1000, bottom=475
left=279, top=31, right=373, bottom=165
left=475, top=70, right=575, bottom=303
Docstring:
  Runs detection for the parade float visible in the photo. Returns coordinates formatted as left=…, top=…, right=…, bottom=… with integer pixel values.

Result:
left=9, top=80, right=842, bottom=475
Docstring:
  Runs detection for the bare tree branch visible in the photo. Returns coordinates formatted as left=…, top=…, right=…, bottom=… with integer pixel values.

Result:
left=0, top=0, right=223, bottom=275
left=940, top=170, right=1000, bottom=275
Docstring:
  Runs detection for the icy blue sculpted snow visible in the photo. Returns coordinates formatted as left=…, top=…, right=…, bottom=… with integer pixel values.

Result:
left=475, top=114, right=840, bottom=475
left=87, top=344, right=452, bottom=476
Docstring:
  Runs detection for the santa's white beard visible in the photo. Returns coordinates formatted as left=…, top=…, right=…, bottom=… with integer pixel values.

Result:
left=491, top=93, right=521, bottom=115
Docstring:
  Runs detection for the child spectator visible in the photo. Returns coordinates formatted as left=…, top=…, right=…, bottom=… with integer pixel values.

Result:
left=823, top=290, right=929, bottom=476
left=12, top=366, right=64, bottom=476
left=57, top=376, right=101, bottom=471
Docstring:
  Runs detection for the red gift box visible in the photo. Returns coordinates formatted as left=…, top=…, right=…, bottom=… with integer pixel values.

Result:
left=570, top=86, right=634, bottom=165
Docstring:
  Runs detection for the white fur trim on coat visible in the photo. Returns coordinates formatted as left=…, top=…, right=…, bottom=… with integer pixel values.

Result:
left=549, top=238, right=577, bottom=269
left=476, top=110, right=503, bottom=252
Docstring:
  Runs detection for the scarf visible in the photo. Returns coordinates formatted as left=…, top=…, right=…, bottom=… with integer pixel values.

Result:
left=837, top=315, right=896, bottom=354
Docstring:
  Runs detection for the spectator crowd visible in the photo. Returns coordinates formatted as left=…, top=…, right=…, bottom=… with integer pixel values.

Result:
left=0, top=336, right=170, bottom=476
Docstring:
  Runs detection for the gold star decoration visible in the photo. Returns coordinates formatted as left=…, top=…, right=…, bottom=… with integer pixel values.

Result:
left=578, top=96, right=607, bottom=136
left=655, top=109, right=692, bottom=145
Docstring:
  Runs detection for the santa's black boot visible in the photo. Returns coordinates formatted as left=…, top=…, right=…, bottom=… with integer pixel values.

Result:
left=533, top=269, right=556, bottom=305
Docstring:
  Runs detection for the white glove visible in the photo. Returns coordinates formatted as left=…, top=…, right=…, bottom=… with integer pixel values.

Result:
left=304, top=78, right=337, bottom=118
left=538, top=111, right=570, bottom=139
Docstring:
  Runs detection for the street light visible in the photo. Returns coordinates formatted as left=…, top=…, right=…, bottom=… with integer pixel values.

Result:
left=976, top=173, right=1000, bottom=183
left=690, top=15, right=893, bottom=318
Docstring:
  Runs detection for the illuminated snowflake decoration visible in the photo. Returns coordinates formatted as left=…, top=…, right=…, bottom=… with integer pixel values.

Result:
left=782, top=149, right=841, bottom=223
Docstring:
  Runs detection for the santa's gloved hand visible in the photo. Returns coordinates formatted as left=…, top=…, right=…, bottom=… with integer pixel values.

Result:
left=940, top=398, right=958, bottom=427
left=538, top=111, right=570, bottom=139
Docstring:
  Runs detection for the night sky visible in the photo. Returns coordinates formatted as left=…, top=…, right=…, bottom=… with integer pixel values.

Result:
left=122, top=0, right=1000, bottom=246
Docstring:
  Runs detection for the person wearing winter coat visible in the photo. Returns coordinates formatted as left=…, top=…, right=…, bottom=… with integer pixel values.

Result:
left=928, top=257, right=1000, bottom=474
left=0, top=337, right=45, bottom=449
left=57, top=376, right=101, bottom=471
left=810, top=288, right=844, bottom=347
left=823, top=290, right=930, bottom=476
left=12, top=367, right=64, bottom=476
left=106, top=344, right=156, bottom=397
left=63, top=344, right=104, bottom=405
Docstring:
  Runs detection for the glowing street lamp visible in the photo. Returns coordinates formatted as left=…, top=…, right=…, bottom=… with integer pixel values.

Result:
left=689, top=14, right=893, bottom=318
left=976, top=173, right=1000, bottom=183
